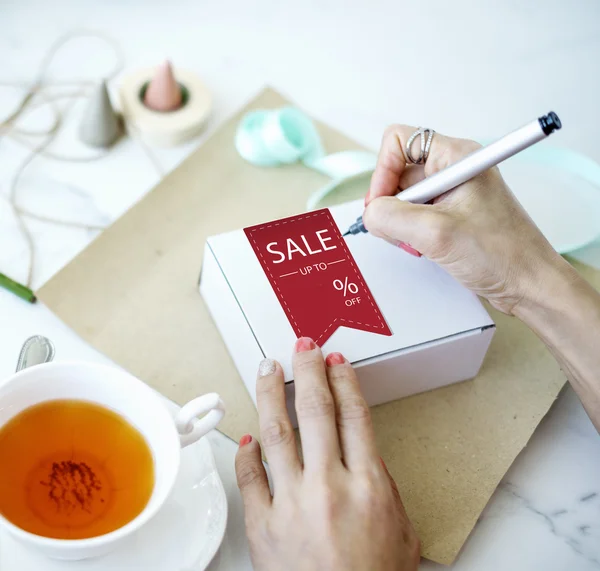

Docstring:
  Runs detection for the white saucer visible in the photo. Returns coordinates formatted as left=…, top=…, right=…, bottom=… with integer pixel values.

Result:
left=0, top=422, right=228, bottom=571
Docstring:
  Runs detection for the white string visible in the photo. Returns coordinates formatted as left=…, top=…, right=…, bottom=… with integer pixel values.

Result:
left=0, top=30, right=164, bottom=288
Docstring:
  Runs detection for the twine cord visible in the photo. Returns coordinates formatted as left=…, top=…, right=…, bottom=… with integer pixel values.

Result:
left=1, top=30, right=164, bottom=289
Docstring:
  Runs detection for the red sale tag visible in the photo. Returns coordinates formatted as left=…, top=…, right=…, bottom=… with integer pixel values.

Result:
left=244, top=209, right=392, bottom=346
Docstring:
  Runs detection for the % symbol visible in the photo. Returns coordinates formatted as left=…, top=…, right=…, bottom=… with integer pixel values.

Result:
left=333, top=277, right=359, bottom=297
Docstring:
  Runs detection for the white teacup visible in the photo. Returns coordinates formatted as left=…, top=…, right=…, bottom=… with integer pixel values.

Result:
left=0, top=361, right=225, bottom=560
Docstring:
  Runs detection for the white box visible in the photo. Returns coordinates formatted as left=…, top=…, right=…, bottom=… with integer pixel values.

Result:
left=200, top=200, right=495, bottom=424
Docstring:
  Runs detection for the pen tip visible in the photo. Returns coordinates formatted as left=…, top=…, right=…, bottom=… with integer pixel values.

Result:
left=342, top=231, right=350, bottom=237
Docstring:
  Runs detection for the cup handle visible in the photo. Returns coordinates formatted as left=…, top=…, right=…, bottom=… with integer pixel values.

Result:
left=175, top=393, right=225, bottom=448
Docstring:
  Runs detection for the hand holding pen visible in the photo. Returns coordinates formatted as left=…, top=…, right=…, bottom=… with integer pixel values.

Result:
left=358, top=115, right=564, bottom=316
left=350, top=116, right=600, bottom=439
left=344, top=113, right=560, bottom=236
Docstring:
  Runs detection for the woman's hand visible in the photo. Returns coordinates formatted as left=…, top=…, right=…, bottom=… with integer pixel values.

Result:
left=363, top=125, right=573, bottom=315
left=235, top=338, right=420, bottom=571
left=364, top=124, right=600, bottom=432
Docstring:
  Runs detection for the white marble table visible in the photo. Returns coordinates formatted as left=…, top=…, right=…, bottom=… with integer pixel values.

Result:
left=1, top=1, right=600, bottom=569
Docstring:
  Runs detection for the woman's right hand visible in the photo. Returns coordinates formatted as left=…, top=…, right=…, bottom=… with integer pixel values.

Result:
left=363, top=124, right=574, bottom=315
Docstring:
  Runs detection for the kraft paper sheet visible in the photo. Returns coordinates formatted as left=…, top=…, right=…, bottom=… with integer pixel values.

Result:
left=37, top=88, right=600, bottom=565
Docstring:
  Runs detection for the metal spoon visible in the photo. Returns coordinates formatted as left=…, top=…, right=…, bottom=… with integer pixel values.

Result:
left=15, top=335, right=55, bottom=372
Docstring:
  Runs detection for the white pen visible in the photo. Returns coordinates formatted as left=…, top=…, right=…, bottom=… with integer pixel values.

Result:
left=342, top=111, right=562, bottom=236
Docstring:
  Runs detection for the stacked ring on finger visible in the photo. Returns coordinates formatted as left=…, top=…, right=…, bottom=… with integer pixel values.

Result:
left=406, top=127, right=435, bottom=164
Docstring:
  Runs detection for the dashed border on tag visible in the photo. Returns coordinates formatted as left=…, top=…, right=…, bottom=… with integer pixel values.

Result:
left=245, top=209, right=389, bottom=344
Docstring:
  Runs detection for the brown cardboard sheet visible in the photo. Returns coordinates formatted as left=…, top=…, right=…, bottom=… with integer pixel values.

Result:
left=37, top=88, right=600, bottom=564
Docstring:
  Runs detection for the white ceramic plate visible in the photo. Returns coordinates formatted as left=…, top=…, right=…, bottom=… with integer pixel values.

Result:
left=0, top=419, right=228, bottom=571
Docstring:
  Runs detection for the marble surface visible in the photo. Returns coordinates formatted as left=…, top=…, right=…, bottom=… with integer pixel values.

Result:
left=1, top=1, right=600, bottom=569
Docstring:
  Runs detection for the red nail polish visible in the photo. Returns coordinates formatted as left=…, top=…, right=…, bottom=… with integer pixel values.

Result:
left=397, top=241, right=422, bottom=257
left=239, top=434, right=252, bottom=447
left=295, top=337, right=316, bottom=352
left=325, top=352, right=345, bottom=366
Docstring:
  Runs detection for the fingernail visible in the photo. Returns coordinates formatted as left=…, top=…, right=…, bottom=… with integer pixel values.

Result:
left=325, top=352, right=345, bottom=366
left=239, top=434, right=252, bottom=447
left=364, top=189, right=371, bottom=206
left=258, top=358, right=276, bottom=377
left=397, top=241, right=422, bottom=257
left=295, top=337, right=316, bottom=353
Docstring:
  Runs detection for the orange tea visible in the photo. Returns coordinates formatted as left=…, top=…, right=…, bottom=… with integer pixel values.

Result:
left=0, top=400, right=154, bottom=539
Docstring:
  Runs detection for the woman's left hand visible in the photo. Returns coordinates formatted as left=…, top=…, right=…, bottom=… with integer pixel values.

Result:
left=235, top=337, right=420, bottom=571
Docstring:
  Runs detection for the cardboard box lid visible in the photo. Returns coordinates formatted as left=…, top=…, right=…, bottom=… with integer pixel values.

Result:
left=207, top=199, right=493, bottom=380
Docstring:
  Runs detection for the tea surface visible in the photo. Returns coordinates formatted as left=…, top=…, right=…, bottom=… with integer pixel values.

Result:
left=0, top=399, right=154, bottom=539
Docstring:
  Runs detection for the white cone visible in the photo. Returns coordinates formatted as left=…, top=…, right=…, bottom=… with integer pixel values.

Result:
left=79, top=80, right=122, bottom=148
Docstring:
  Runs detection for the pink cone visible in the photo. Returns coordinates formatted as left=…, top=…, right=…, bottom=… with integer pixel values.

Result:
left=143, top=60, right=182, bottom=112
